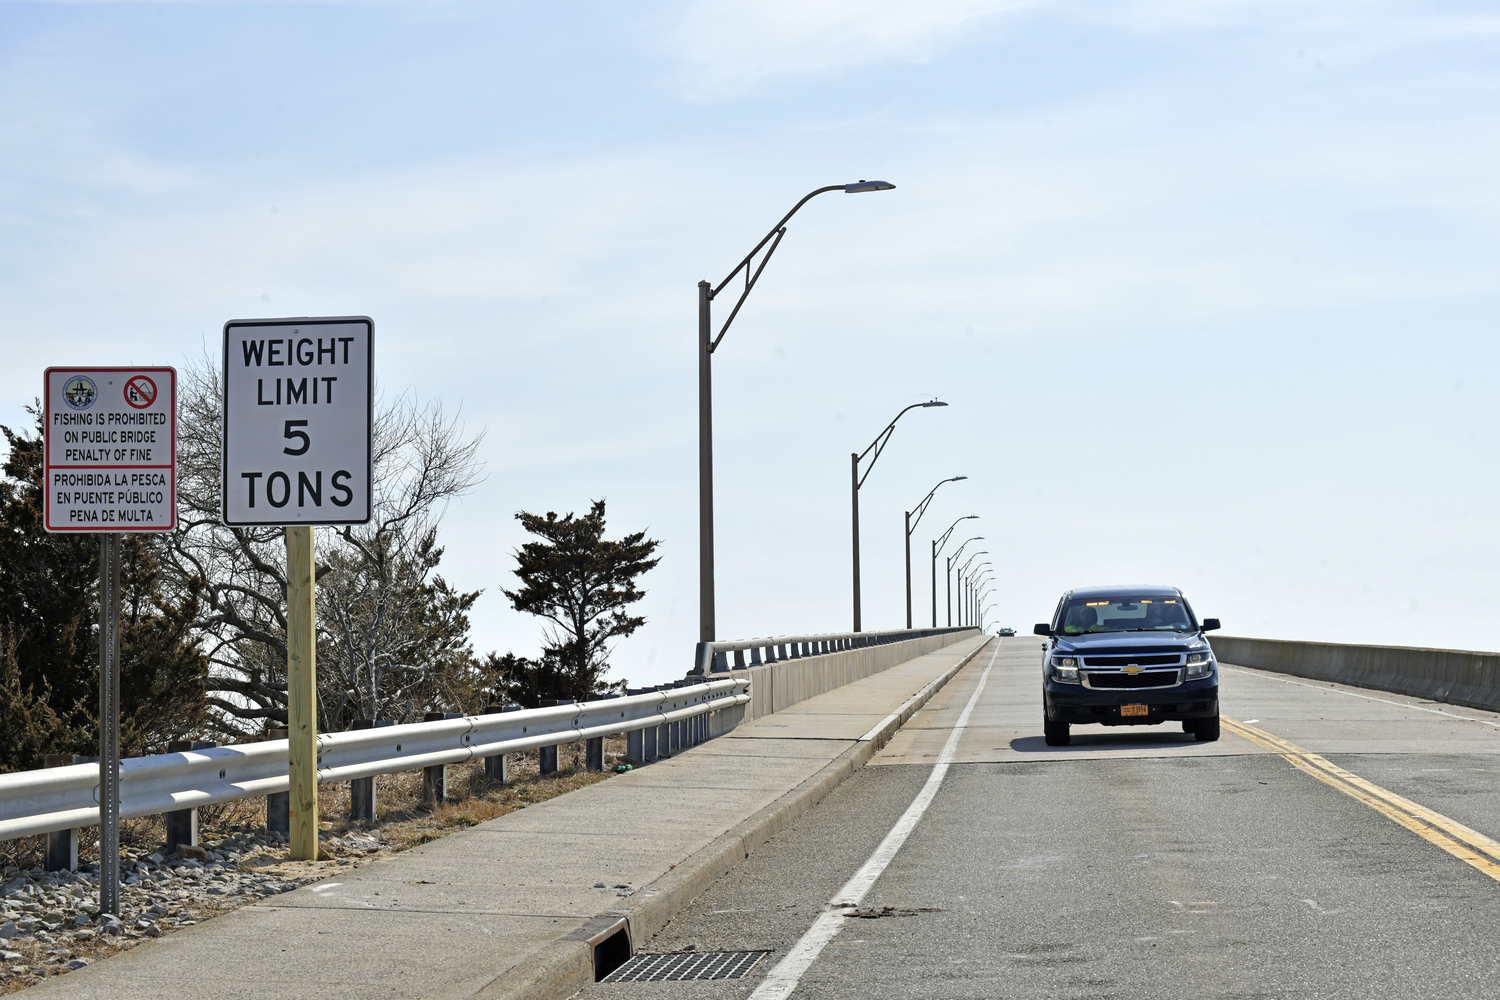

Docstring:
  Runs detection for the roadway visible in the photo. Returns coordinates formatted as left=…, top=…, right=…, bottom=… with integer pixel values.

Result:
left=578, top=636, right=1500, bottom=999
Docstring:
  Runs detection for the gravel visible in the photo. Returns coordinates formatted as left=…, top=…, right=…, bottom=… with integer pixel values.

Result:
left=0, top=825, right=394, bottom=987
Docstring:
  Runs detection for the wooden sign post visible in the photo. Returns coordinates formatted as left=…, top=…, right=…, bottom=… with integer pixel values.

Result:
left=221, top=318, right=373, bottom=861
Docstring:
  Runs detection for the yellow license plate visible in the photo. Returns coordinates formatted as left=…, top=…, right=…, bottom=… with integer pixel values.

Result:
left=1121, top=704, right=1149, bottom=717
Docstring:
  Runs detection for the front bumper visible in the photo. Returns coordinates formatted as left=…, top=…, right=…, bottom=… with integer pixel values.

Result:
left=1045, top=677, right=1218, bottom=726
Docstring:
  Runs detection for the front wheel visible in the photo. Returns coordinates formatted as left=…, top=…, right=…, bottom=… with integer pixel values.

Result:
left=1044, top=719, right=1071, bottom=746
left=1193, top=715, right=1220, bottom=742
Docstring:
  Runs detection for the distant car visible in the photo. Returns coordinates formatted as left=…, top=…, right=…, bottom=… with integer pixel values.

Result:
left=998, top=627, right=1016, bottom=636
left=1035, top=585, right=1220, bottom=746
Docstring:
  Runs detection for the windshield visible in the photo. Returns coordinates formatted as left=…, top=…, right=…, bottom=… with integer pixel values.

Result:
left=1059, top=597, right=1193, bottom=635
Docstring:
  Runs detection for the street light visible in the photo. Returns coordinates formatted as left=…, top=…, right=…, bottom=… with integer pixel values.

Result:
left=698, top=180, right=896, bottom=645
left=976, top=580, right=995, bottom=628
left=850, top=400, right=947, bottom=630
left=945, top=536, right=983, bottom=626
left=957, top=552, right=987, bottom=626
left=904, top=476, right=966, bottom=629
left=932, top=515, right=978, bottom=627
left=966, top=564, right=993, bottom=627
left=966, top=569, right=990, bottom=626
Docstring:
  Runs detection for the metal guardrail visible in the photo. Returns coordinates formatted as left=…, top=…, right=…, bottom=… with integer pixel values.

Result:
left=694, top=626, right=971, bottom=674
left=0, top=678, right=749, bottom=842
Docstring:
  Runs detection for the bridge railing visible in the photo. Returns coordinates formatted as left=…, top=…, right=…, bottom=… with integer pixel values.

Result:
left=0, top=678, right=749, bottom=843
left=693, top=626, right=971, bottom=674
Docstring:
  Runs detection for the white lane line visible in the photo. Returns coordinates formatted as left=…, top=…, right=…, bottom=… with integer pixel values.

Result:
left=857, top=637, right=992, bottom=743
left=748, top=642, right=1000, bottom=1000
left=1219, top=665, right=1500, bottom=730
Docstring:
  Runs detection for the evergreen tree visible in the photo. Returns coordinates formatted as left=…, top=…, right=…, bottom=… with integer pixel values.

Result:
left=500, top=501, right=659, bottom=706
left=0, top=412, right=208, bottom=770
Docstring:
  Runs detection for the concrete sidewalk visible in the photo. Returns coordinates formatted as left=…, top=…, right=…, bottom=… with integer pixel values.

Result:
left=33, top=635, right=991, bottom=1000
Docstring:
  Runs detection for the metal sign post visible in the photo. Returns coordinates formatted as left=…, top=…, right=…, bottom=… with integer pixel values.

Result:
left=97, top=536, right=122, bottom=916
left=221, top=317, right=373, bottom=861
left=42, top=366, right=176, bottom=915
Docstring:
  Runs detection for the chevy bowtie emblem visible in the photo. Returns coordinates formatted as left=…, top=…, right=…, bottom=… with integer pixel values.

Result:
left=1122, top=665, right=1144, bottom=675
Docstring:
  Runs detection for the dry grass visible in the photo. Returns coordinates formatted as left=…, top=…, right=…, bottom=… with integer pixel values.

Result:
left=313, top=738, right=626, bottom=849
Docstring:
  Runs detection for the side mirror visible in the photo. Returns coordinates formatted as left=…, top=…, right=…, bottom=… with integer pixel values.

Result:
left=1201, top=618, right=1221, bottom=632
left=1033, top=623, right=1053, bottom=636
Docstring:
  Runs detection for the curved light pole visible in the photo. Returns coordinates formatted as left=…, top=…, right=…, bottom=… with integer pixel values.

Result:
left=699, top=180, right=896, bottom=645
left=932, top=515, right=978, bottom=627
left=904, top=476, right=966, bottom=628
left=967, top=565, right=994, bottom=627
left=966, top=569, right=990, bottom=626
left=851, top=400, right=947, bottom=630
left=969, top=570, right=994, bottom=627
left=957, top=553, right=988, bottom=626
left=946, top=536, right=984, bottom=626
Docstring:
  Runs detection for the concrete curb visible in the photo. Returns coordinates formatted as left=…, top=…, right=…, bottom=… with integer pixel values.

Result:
left=472, top=636, right=994, bottom=1000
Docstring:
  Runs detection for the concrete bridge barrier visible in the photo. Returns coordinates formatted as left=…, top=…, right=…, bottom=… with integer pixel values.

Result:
left=719, top=628, right=981, bottom=727
left=1209, top=634, right=1500, bottom=713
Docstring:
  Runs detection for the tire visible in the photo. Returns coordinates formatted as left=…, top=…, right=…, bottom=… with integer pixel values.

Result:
left=1044, top=720, right=1071, bottom=746
left=1193, top=714, right=1220, bottom=742
left=1181, top=721, right=1194, bottom=734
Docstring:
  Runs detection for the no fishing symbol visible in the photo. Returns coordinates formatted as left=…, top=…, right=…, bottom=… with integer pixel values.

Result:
left=124, top=375, right=157, bottom=409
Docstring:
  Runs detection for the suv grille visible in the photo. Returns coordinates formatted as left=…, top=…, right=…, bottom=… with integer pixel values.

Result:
left=1085, top=671, right=1179, bottom=689
left=1083, top=655, right=1180, bottom=667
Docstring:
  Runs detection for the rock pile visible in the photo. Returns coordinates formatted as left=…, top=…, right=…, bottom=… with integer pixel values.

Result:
left=0, top=826, right=392, bottom=986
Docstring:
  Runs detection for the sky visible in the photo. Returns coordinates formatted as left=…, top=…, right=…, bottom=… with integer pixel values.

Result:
left=3, top=0, right=1499, bottom=687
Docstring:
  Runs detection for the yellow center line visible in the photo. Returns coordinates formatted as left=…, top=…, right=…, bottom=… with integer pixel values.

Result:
left=1222, top=716, right=1500, bottom=883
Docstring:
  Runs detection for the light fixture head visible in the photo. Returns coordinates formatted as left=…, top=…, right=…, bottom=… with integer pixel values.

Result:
left=845, top=180, right=896, bottom=193
left=949, top=475, right=968, bottom=482
left=921, top=399, right=948, bottom=408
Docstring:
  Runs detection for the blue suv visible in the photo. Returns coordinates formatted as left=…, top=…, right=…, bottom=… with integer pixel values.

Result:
left=1035, top=585, right=1220, bottom=746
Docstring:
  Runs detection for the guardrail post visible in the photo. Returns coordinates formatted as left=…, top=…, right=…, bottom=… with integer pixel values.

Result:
left=586, top=736, right=605, bottom=771
left=625, top=688, right=647, bottom=764
left=348, top=721, right=378, bottom=822
left=43, top=754, right=79, bottom=871
left=656, top=687, right=672, bottom=758
left=482, top=706, right=512, bottom=783
left=165, top=740, right=216, bottom=855
left=265, top=728, right=290, bottom=836
left=423, top=712, right=461, bottom=803
left=538, top=699, right=573, bottom=774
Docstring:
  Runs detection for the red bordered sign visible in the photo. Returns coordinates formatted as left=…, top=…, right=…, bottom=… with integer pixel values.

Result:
left=43, top=367, right=177, bottom=532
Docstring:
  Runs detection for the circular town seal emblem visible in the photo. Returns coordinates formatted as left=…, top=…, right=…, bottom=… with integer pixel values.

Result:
left=63, top=375, right=98, bottom=410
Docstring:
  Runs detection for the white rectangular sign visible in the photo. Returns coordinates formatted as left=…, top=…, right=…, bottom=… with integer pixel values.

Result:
left=222, top=317, right=373, bottom=526
left=43, top=367, right=177, bottom=533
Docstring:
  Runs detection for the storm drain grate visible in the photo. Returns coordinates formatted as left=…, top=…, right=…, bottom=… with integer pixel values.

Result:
left=602, top=951, right=769, bottom=982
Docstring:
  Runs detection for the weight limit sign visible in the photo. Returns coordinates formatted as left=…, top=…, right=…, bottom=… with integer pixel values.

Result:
left=221, top=317, right=374, bottom=526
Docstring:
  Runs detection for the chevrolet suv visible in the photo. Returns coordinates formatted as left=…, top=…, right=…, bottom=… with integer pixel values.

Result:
left=1035, top=585, right=1220, bottom=746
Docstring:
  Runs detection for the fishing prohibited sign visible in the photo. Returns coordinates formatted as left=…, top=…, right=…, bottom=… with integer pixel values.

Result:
left=221, top=316, right=373, bottom=526
left=43, top=366, right=177, bottom=532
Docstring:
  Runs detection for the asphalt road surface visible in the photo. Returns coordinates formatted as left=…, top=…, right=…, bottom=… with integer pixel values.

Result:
left=578, top=636, right=1500, bottom=999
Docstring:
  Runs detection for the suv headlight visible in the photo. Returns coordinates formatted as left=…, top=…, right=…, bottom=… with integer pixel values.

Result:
left=1051, top=656, right=1081, bottom=683
left=1185, top=651, right=1214, bottom=679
